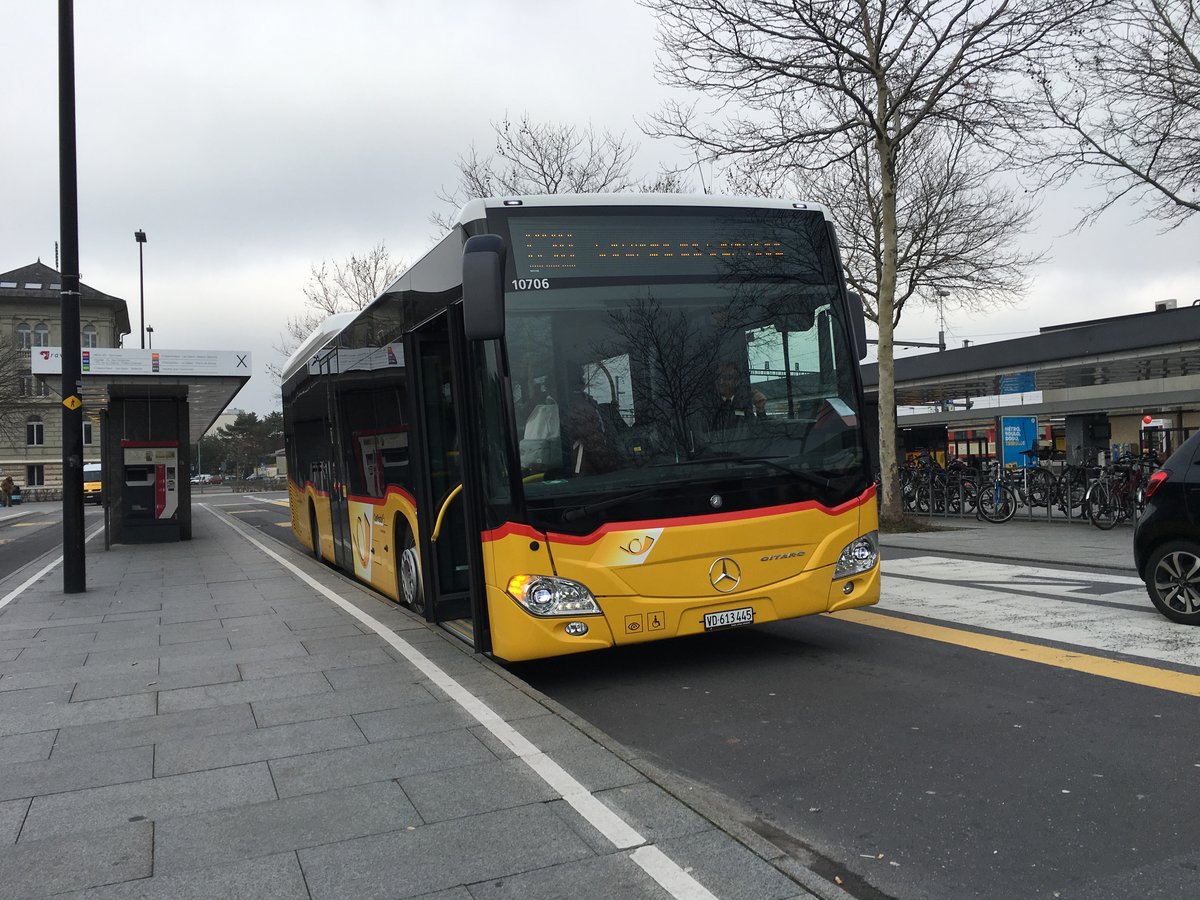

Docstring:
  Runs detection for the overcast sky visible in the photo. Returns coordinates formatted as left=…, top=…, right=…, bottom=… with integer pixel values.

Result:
left=4, top=2, right=1197, bottom=416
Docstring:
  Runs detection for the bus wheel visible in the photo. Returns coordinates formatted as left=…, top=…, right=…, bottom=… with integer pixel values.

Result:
left=397, top=517, right=424, bottom=616
left=309, top=504, right=321, bottom=561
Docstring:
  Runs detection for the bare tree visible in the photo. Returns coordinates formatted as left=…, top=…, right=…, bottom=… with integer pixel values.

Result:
left=270, top=242, right=404, bottom=379
left=432, top=114, right=687, bottom=228
left=1037, top=0, right=1200, bottom=228
left=729, top=125, right=1043, bottom=330
left=0, top=342, right=32, bottom=445
left=644, top=0, right=1093, bottom=517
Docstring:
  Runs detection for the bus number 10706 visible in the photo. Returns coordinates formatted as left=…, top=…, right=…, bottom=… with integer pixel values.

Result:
left=511, top=279, right=550, bottom=290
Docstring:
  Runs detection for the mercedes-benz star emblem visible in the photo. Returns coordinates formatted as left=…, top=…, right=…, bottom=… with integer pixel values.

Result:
left=708, top=557, right=741, bottom=593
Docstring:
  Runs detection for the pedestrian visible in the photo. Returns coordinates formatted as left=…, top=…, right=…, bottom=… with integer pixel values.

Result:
left=1, top=475, right=13, bottom=508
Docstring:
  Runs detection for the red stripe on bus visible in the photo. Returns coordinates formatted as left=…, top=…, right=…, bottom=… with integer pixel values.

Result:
left=346, top=485, right=417, bottom=508
left=481, top=484, right=876, bottom=546
left=289, top=482, right=417, bottom=511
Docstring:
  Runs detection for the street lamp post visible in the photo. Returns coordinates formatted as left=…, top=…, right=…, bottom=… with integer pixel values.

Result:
left=146, top=325, right=154, bottom=349
left=935, top=288, right=949, bottom=352
left=134, top=229, right=147, bottom=349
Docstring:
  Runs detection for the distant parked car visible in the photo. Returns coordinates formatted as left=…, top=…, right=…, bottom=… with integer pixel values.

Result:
left=1134, top=431, right=1200, bottom=624
left=209, top=475, right=223, bottom=485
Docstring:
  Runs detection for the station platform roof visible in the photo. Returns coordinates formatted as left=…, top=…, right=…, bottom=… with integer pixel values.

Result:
left=861, top=304, right=1200, bottom=425
left=31, top=348, right=251, bottom=443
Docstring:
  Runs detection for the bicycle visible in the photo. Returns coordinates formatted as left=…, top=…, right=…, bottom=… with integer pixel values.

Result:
left=1005, top=449, right=1055, bottom=510
left=977, top=461, right=1018, bottom=523
left=1086, top=458, right=1152, bottom=529
left=1053, top=445, right=1093, bottom=518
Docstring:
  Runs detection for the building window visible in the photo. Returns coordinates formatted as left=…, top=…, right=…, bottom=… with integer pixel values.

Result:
left=20, top=372, right=49, bottom=398
left=26, top=465, right=45, bottom=486
left=82, top=324, right=98, bottom=348
left=83, top=421, right=94, bottom=445
left=33, top=323, right=50, bottom=347
left=16, top=323, right=30, bottom=349
left=26, top=418, right=43, bottom=446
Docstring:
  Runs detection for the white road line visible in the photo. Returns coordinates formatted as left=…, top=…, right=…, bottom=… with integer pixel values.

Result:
left=0, top=524, right=104, bottom=611
left=248, top=495, right=289, bottom=507
left=631, top=846, right=719, bottom=900
left=203, top=504, right=720, bottom=900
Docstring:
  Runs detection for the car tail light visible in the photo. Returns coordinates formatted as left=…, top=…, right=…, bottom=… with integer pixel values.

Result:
left=1143, top=468, right=1170, bottom=498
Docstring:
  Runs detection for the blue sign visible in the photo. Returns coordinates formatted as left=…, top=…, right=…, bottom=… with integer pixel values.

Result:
left=999, top=416, right=1039, bottom=468
left=999, top=372, right=1037, bottom=394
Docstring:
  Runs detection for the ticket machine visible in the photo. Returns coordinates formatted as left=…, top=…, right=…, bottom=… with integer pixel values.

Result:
left=119, top=441, right=181, bottom=541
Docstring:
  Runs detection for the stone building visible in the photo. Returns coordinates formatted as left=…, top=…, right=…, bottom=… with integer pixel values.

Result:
left=0, top=261, right=130, bottom=494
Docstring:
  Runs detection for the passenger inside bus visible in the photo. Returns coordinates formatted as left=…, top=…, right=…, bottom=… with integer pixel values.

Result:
left=567, top=384, right=622, bottom=475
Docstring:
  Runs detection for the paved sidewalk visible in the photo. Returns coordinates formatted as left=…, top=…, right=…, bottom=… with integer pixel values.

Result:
left=879, top=516, right=1137, bottom=573
left=0, top=506, right=830, bottom=900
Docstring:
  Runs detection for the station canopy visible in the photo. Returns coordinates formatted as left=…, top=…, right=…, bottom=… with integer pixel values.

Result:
left=861, top=305, right=1200, bottom=425
left=31, top=348, right=251, bottom=443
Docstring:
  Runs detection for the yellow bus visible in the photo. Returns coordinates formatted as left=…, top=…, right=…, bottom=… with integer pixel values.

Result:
left=281, top=195, right=879, bottom=662
left=83, top=463, right=103, bottom=505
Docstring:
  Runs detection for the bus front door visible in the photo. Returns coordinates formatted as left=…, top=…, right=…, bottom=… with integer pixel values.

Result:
left=408, top=312, right=483, bottom=648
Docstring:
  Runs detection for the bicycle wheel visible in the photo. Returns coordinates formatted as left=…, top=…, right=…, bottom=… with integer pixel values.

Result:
left=977, top=481, right=1017, bottom=523
left=1088, top=482, right=1119, bottom=530
left=1027, top=467, right=1055, bottom=508
left=1056, top=468, right=1087, bottom=516
left=959, top=477, right=980, bottom=511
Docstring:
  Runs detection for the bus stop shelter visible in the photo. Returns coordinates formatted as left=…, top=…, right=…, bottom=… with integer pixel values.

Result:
left=31, top=347, right=251, bottom=543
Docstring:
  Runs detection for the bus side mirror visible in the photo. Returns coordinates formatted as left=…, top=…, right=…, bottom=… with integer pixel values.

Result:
left=847, top=291, right=868, bottom=360
left=462, top=234, right=507, bottom=340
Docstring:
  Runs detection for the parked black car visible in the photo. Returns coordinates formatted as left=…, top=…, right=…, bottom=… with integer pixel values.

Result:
left=1134, top=430, right=1200, bottom=624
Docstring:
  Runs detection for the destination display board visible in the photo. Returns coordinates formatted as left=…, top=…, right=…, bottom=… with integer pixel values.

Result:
left=505, top=210, right=834, bottom=282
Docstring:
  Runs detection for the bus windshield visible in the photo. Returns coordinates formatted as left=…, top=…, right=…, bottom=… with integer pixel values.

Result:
left=498, top=208, right=866, bottom=531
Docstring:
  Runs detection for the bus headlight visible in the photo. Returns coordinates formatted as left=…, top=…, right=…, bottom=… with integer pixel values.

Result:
left=834, top=532, right=878, bottom=579
left=506, top=575, right=602, bottom=617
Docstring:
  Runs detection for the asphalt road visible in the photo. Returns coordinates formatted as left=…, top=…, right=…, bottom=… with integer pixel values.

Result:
left=0, top=504, right=104, bottom=583
left=11, top=495, right=1195, bottom=898
left=516, top=602, right=1198, bottom=899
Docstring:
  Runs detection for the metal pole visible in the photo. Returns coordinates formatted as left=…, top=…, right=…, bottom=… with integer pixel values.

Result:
left=58, top=0, right=85, bottom=592
left=135, top=230, right=146, bottom=349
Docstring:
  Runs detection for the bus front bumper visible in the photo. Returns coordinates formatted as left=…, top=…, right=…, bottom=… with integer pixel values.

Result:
left=486, top=562, right=880, bottom=663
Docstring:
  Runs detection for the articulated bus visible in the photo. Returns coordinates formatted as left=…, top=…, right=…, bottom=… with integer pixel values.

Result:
left=281, top=195, right=879, bottom=662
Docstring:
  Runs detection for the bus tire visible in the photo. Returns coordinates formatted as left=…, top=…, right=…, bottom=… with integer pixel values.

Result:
left=396, top=516, right=425, bottom=617
left=309, top=503, right=321, bottom=561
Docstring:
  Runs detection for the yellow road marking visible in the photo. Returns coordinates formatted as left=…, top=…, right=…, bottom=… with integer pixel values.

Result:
left=13, top=522, right=41, bottom=528
left=831, top=608, right=1200, bottom=698
left=276, top=521, right=291, bottom=527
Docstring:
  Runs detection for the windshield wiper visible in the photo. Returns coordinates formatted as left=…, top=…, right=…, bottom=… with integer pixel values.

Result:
left=562, top=487, right=659, bottom=522
left=664, top=453, right=832, bottom=491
